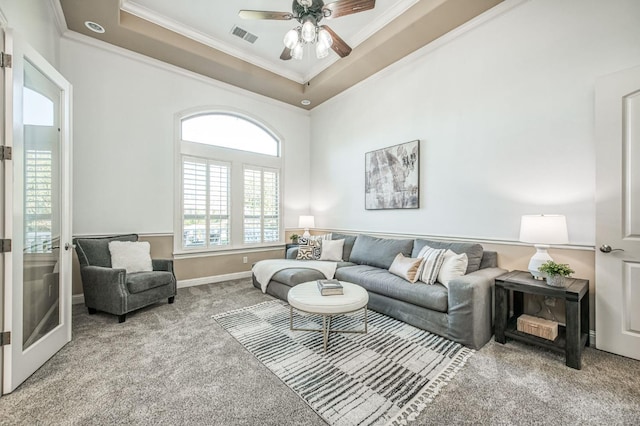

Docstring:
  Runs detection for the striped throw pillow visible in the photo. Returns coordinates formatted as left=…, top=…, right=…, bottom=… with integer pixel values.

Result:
left=417, top=245, right=447, bottom=285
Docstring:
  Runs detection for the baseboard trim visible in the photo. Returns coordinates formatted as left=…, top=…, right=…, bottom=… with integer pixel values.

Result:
left=72, top=271, right=253, bottom=304
left=177, top=271, right=252, bottom=288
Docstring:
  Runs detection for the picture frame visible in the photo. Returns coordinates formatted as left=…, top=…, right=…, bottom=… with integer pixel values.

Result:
left=365, top=140, right=420, bottom=210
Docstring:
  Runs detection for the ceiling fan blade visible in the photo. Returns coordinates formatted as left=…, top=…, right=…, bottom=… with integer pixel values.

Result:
left=280, top=47, right=293, bottom=61
left=320, top=26, right=352, bottom=58
left=238, top=10, right=293, bottom=20
left=322, top=0, right=375, bottom=19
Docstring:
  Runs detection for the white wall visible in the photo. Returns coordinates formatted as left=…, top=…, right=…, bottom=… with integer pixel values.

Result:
left=60, top=36, right=311, bottom=235
left=0, top=0, right=60, bottom=67
left=309, top=0, right=640, bottom=246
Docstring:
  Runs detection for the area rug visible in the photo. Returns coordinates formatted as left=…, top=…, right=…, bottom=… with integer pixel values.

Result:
left=213, top=300, right=473, bottom=426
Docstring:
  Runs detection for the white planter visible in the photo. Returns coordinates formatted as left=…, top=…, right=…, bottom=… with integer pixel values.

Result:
left=545, top=274, right=567, bottom=288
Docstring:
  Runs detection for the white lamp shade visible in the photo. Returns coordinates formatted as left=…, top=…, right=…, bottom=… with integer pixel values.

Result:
left=519, top=214, right=568, bottom=245
left=298, top=215, right=315, bottom=229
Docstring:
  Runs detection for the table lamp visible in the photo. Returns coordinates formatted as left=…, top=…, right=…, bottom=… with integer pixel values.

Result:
left=298, top=215, right=315, bottom=238
left=519, top=214, right=568, bottom=279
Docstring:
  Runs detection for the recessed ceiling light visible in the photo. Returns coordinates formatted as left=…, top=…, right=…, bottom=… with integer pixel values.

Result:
left=85, top=21, right=105, bottom=34
left=301, top=100, right=311, bottom=106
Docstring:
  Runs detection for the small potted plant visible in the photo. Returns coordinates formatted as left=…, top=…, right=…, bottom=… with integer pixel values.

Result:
left=538, top=260, right=575, bottom=287
left=289, top=233, right=299, bottom=244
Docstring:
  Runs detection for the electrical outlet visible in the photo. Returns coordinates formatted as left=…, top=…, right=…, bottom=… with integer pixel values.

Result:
left=243, top=256, right=248, bottom=264
left=544, top=296, right=556, bottom=307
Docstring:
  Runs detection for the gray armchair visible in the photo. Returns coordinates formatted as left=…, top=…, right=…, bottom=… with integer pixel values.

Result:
left=74, top=234, right=177, bottom=323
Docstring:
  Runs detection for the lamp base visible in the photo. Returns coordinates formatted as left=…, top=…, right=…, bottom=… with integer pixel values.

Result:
left=302, top=229, right=310, bottom=238
left=528, top=245, right=553, bottom=280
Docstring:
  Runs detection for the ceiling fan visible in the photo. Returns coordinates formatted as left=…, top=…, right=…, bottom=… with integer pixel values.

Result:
left=239, top=0, right=376, bottom=61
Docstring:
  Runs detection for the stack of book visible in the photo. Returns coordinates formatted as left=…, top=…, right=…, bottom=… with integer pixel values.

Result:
left=317, top=279, right=343, bottom=296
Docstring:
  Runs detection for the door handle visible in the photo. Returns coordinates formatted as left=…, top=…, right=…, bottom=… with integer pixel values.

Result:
left=600, top=244, right=623, bottom=253
left=64, top=243, right=76, bottom=251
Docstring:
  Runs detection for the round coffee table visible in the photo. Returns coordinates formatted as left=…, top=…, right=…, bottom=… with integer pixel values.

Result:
left=287, top=281, right=369, bottom=351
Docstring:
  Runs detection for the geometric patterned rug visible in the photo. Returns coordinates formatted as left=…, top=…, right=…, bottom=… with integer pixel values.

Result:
left=213, top=300, right=474, bottom=426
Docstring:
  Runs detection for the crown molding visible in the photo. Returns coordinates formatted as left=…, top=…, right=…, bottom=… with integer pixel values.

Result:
left=61, top=30, right=311, bottom=115
left=49, top=0, right=68, bottom=36
left=301, top=0, right=420, bottom=82
left=314, top=0, right=530, bottom=111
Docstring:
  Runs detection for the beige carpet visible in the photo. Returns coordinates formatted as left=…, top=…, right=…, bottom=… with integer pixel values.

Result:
left=0, top=278, right=638, bottom=425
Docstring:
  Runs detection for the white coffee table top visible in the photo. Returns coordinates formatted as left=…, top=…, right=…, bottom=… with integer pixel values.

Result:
left=287, top=281, right=368, bottom=315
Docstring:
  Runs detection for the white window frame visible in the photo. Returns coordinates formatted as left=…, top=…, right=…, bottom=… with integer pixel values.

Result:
left=174, top=108, right=284, bottom=256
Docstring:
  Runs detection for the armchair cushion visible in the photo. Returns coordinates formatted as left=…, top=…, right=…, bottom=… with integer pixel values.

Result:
left=127, top=271, right=175, bottom=294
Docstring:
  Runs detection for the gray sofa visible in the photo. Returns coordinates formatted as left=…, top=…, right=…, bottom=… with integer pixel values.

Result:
left=252, top=233, right=506, bottom=349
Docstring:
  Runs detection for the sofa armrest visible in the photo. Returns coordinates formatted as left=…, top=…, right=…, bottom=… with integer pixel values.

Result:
left=80, top=265, right=128, bottom=314
left=447, top=267, right=507, bottom=349
left=286, top=247, right=299, bottom=259
left=152, top=259, right=174, bottom=273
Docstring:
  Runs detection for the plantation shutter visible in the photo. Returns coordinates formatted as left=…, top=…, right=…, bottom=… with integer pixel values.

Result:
left=243, top=166, right=280, bottom=244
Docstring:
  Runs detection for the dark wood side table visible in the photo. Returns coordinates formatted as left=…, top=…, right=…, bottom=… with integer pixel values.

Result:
left=494, top=270, right=589, bottom=369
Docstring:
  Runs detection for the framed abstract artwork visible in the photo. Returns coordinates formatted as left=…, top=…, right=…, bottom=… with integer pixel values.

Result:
left=365, top=140, right=419, bottom=210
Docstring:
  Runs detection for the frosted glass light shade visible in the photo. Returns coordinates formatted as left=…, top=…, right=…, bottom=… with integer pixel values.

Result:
left=301, top=20, right=316, bottom=43
left=283, top=29, right=299, bottom=49
left=291, top=43, right=304, bottom=60
left=519, top=215, right=568, bottom=244
left=317, top=28, right=333, bottom=48
left=315, top=43, right=329, bottom=59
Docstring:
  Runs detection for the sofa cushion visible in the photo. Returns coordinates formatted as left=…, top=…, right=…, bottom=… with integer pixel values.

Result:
left=127, top=271, right=174, bottom=294
left=270, top=268, right=325, bottom=287
left=331, top=233, right=357, bottom=262
left=335, top=265, right=448, bottom=313
left=412, top=239, right=483, bottom=274
left=349, top=235, right=413, bottom=269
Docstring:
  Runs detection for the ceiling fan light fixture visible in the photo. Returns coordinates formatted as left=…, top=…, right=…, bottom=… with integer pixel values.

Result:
left=301, top=20, right=316, bottom=43
left=283, top=28, right=299, bottom=49
left=292, top=43, right=304, bottom=60
left=298, top=0, right=313, bottom=7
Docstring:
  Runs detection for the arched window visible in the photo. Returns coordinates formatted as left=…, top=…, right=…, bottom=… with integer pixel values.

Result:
left=182, top=113, right=279, bottom=156
left=176, top=111, right=283, bottom=252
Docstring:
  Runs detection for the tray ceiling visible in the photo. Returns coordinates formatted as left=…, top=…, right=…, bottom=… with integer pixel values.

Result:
left=58, top=0, right=504, bottom=109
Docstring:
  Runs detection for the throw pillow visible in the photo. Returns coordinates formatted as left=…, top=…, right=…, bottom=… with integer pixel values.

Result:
left=108, top=241, right=153, bottom=274
left=296, top=246, right=315, bottom=260
left=417, top=245, right=447, bottom=285
left=296, top=235, right=323, bottom=260
left=437, top=250, right=468, bottom=289
left=388, top=253, right=425, bottom=283
left=319, top=239, right=344, bottom=261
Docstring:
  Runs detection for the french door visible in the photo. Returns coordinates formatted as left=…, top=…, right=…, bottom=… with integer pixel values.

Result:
left=2, top=30, right=72, bottom=393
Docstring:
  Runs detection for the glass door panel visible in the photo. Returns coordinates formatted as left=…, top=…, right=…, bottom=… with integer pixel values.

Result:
left=21, top=59, right=60, bottom=350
